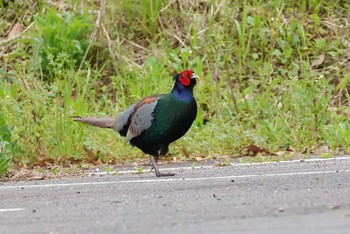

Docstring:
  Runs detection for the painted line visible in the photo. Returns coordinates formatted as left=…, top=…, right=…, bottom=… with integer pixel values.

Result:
left=0, top=169, right=349, bottom=190
left=92, top=156, right=350, bottom=175
left=92, top=165, right=214, bottom=175
left=0, top=208, right=25, bottom=212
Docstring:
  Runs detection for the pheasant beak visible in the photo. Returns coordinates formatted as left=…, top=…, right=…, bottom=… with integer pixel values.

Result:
left=191, top=73, right=199, bottom=79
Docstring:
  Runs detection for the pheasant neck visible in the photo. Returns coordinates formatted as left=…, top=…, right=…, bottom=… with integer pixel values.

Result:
left=171, top=83, right=194, bottom=101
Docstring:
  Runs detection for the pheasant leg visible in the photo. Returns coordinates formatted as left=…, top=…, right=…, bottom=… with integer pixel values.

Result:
left=150, top=155, right=175, bottom=177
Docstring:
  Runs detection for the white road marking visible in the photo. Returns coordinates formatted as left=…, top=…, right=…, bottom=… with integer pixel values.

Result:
left=92, top=165, right=214, bottom=175
left=92, top=156, right=350, bottom=175
left=0, top=208, right=25, bottom=212
left=0, top=169, right=349, bottom=190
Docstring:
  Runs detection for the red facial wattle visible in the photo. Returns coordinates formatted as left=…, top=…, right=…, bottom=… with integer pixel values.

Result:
left=179, top=70, right=194, bottom=86
left=180, top=76, right=191, bottom=86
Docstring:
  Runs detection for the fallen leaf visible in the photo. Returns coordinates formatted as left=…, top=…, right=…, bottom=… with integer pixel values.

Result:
left=287, top=146, right=295, bottom=152
left=8, top=22, right=24, bottom=40
left=312, top=144, right=330, bottom=154
left=8, top=169, right=46, bottom=181
left=32, top=158, right=54, bottom=168
left=311, top=53, right=325, bottom=68
left=240, top=145, right=271, bottom=156
left=328, top=204, right=341, bottom=210
left=195, top=156, right=205, bottom=162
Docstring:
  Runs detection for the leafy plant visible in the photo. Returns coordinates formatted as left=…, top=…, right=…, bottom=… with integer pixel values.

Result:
left=0, top=149, right=11, bottom=176
left=30, top=8, right=94, bottom=80
left=135, top=166, right=144, bottom=174
left=105, top=166, right=112, bottom=175
left=0, top=115, right=16, bottom=176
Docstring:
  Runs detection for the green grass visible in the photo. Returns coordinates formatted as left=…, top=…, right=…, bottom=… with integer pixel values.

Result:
left=0, top=0, right=350, bottom=176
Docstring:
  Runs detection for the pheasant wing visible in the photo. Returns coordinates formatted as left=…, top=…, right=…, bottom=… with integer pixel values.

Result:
left=125, top=95, right=161, bottom=142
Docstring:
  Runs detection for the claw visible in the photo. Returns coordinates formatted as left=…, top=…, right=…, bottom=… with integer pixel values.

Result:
left=155, top=172, right=175, bottom=177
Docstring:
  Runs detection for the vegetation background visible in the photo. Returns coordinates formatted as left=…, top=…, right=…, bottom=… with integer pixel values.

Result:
left=1, top=0, right=350, bottom=177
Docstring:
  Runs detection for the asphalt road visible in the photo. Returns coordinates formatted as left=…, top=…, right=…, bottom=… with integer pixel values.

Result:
left=1, top=157, right=350, bottom=234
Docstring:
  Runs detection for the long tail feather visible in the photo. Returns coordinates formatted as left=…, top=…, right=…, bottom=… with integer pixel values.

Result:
left=72, top=116, right=116, bottom=129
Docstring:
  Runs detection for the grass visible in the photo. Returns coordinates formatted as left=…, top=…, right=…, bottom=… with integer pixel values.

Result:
left=135, top=166, right=144, bottom=174
left=0, top=0, right=350, bottom=177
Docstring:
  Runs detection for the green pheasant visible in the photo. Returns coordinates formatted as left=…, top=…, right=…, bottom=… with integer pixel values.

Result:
left=73, top=70, right=198, bottom=177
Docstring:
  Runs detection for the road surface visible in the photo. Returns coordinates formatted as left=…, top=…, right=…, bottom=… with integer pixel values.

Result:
left=1, top=157, right=350, bottom=234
